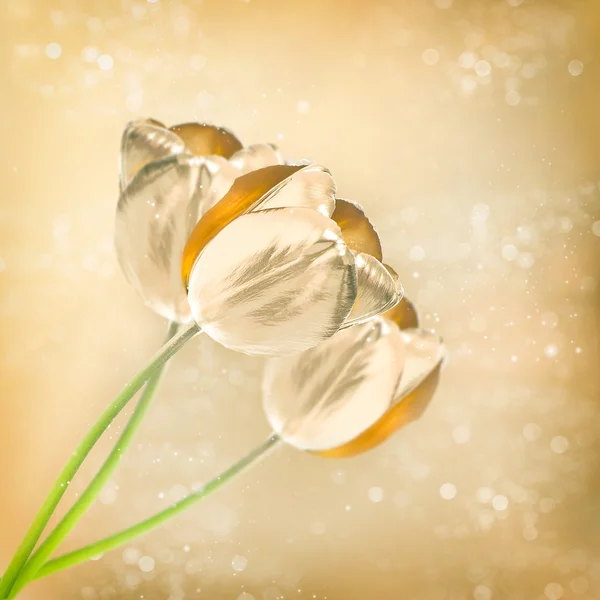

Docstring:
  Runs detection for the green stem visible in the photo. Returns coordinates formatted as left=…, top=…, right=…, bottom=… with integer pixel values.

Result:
left=34, top=435, right=279, bottom=582
left=7, top=322, right=182, bottom=598
left=0, top=322, right=199, bottom=598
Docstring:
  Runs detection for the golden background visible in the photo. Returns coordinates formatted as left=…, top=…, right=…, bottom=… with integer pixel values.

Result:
left=1, top=0, right=600, bottom=598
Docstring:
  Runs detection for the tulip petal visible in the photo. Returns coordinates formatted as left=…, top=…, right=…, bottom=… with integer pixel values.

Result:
left=116, top=154, right=223, bottom=322
left=382, top=296, right=419, bottom=329
left=169, top=123, right=243, bottom=158
left=331, top=199, right=383, bottom=261
left=181, top=164, right=307, bottom=288
left=229, top=143, right=285, bottom=172
left=317, top=327, right=444, bottom=458
left=342, top=253, right=402, bottom=328
left=186, top=207, right=357, bottom=355
left=262, top=318, right=405, bottom=450
left=257, top=163, right=336, bottom=217
left=119, top=119, right=185, bottom=191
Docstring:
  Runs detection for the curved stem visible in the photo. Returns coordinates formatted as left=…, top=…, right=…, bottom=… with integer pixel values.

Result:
left=34, top=435, right=279, bottom=582
left=0, top=322, right=199, bottom=598
left=7, top=322, right=181, bottom=598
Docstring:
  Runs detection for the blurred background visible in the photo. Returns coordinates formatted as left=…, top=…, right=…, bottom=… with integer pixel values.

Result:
left=1, top=0, right=600, bottom=598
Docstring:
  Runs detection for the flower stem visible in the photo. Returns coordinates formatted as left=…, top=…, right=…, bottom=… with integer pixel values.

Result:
left=34, top=435, right=279, bottom=583
left=6, top=322, right=182, bottom=598
left=0, top=322, right=199, bottom=598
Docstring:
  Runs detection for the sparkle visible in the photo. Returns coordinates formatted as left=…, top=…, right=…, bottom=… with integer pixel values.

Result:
left=473, top=585, right=492, bottom=600
left=501, top=244, right=518, bottom=261
left=544, top=582, right=564, bottom=600
left=368, top=486, right=384, bottom=503
left=138, top=556, right=155, bottom=572
left=492, top=495, right=508, bottom=511
left=550, top=436, right=569, bottom=454
left=440, top=482, right=457, bottom=500
left=452, top=425, right=471, bottom=444
left=296, top=100, right=310, bottom=114
left=98, top=54, right=114, bottom=70
left=232, top=555, right=248, bottom=572
left=474, top=60, right=491, bottom=77
left=567, top=60, right=584, bottom=76
left=45, top=42, right=62, bottom=59
left=422, top=48, right=440, bottom=66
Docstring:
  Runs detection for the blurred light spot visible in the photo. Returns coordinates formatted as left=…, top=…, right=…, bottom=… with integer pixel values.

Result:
left=138, top=556, right=155, bottom=572
left=440, top=482, right=457, bottom=500
left=492, top=495, right=508, bottom=511
left=570, top=576, right=589, bottom=594
left=191, top=54, right=206, bottom=70
left=331, top=469, right=345, bottom=485
left=505, top=90, right=521, bottom=106
left=99, top=481, right=118, bottom=504
left=310, top=521, right=326, bottom=535
left=45, top=43, right=62, bottom=60
left=98, top=54, right=114, bottom=70
left=232, top=554, right=248, bottom=572
left=422, top=48, right=440, bottom=65
left=521, top=63, right=538, bottom=79
left=544, top=582, right=564, bottom=600
left=401, top=206, right=419, bottom=224
left=473, top=585, right=492, bottom=600
left=550, top=436, right=569, bottom=454
left=409, top=245, right=425, bottom=262
left=81, top=46, right=98, bottom=62
left=517, top=252, right=534, bottom=269
left=123, top=547, right=141, bottom=565
left=541, top=312, right=558, bottom=329
left=540, top=498, right=556, bottom=513
left=501, top=244, right=518, bottom=261
left=591, top=221, right=600, bottom=236
left=568, top=60, right=584, bottom=76
left=474, top=60, right=491, bottom=76
left=544, top=344, right=558, bottom=358
left=296, top=100, right=310, bottom=114
left=494, top=52, right=510, bottom=68
left=81, top=587, right=97, bottom=600
left=523, top=525, right=538, bottom=540
left=452, top=425, right=471, bottom=444
left=368, top=486, right=384, bottom=503
left=471, top=203, right=490, bottom=226
left=461, top=76, right=478, bottom=94
left=523, top=423, right=541, bottom=441
left=126, top=91, right=143, bottom=112
left=458, top=52, right=476, bottom=69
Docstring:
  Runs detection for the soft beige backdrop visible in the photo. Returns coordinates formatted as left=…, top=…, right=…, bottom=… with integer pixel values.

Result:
left=1, top=0, right=600, bottom=599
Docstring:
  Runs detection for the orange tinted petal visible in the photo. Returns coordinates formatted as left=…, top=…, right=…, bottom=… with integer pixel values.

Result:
left=315, top=362, right=441, bottom=459
left=382, top=297, right=419, bottom=329
left=331, top=199, right=383, bottom=262
left=169, top=123, right=243, bottom=158
left=181, top=164, right=302, bottom=288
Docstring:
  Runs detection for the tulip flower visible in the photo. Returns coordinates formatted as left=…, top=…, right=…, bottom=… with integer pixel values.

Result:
left=262, top=303, right=445, bottom=456
left=182, top=167, right=403, bottom=355
left=116, top=118, right=284, bottom=323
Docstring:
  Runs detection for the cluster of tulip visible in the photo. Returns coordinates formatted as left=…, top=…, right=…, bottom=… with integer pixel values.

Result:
left=0, top=120, right=444, bottom=598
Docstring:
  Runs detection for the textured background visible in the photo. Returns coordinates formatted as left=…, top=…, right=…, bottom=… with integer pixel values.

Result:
left=1, top=0, right=600, bottom=599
